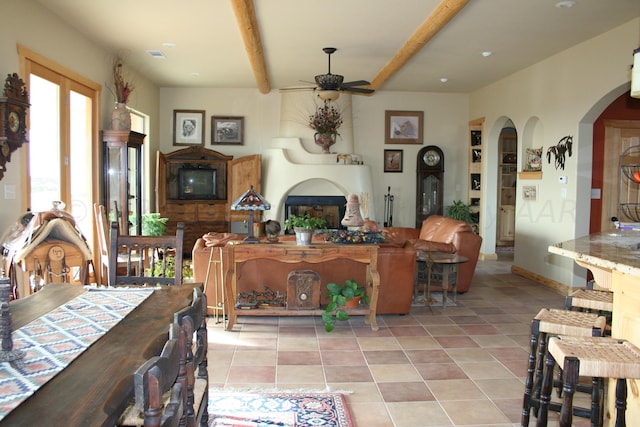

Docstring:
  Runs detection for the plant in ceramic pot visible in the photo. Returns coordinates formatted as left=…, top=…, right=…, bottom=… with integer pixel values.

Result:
left=308, top=100, right=343, bottom=154
left=284, top=214, right=327, bottom=245
left=322, top=279, right=370, bottom=332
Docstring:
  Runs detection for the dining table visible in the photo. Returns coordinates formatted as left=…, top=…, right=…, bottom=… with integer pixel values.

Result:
left=2, top=282, right=202, bottom=427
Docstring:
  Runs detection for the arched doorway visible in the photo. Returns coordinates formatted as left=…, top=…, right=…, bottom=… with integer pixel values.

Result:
left=497, top=122, right=517, bottom=249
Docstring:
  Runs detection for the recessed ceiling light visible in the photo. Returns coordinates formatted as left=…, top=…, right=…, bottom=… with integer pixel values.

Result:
left=481, top=51, right=493, bottom=57
left=191, top=72, right=200, bottom=77
left=555, top=1, right=576, bottom=8
left=440, top=78, right=449, bottom=83
left=162, top=42, right=176, bottom=48
left=146, top=50, right=166, bottom=59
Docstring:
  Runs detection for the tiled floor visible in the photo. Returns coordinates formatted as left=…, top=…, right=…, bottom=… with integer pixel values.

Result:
left=206, top=255, right=591, bottom=426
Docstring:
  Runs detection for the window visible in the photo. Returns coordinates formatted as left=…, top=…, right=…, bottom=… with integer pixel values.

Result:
left=20, top=45, right=101, bottom=250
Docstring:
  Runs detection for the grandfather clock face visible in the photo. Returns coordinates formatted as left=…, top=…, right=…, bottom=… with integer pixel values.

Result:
left=416, top=146, right=444, bottom=227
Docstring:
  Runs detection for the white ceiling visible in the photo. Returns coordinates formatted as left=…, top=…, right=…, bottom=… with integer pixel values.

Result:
left=36, top=0, right=640, bottom=94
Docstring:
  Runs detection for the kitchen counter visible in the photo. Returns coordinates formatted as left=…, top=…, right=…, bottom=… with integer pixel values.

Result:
left=549, top=230, right=640, bottom=278
left=549, top=231, right=640, bottom=426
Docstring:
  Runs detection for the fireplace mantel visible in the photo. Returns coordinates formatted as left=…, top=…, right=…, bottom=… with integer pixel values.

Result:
left=262, top=138, right=374, bottom=224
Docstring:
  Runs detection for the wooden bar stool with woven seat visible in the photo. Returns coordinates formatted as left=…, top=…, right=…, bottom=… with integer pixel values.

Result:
left=521, top=308, right=607, bottom=426
left=566, top=288, right=613, bottom=313
left=537, top=336, right=640, bottom=427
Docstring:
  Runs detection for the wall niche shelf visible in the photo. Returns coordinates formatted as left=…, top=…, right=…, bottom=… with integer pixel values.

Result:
left=518, top=171, right=543, bottom=180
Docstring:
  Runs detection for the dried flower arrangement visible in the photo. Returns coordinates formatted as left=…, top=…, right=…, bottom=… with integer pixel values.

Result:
left=308, top=100, right=343, bottom=135
left=112, top=58, right=133, bottom=104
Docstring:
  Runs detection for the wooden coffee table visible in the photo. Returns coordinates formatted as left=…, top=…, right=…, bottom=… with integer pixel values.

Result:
left=415, top=251, right=469, bottom=308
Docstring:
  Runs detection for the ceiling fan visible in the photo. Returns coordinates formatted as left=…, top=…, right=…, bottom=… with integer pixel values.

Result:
left=283, top=47, right=374, bottom=100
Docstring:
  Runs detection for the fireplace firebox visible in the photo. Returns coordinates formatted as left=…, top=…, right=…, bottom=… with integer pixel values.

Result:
left=284, top=196, right=347, bottom=232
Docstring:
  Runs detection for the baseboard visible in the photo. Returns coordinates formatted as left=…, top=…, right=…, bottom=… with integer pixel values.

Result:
left=510, top=264, right=571, bottom=295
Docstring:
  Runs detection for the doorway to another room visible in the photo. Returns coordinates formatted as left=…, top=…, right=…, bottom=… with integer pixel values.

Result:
left=497, top=124, right=517, bottom=251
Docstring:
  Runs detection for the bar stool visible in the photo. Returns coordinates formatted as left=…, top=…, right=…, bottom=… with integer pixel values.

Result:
left=538, top=336, right=640, bottom=427
left=566, top=288, right=613, bottom=313
left=521, top=308, right=607, bottom=426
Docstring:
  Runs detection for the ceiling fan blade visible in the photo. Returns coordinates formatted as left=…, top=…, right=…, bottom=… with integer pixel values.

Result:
left=342, top=87, right=375, bottom=95
left=280, top=86, right=315, bottom=91
left=341, top=80, right=371, bottom=87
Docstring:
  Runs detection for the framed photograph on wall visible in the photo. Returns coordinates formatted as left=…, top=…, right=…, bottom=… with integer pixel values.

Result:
left=523, top=185, right=538, bottom=201
left=212, top=116, right=244, bottom=145
left=173, top=110, right=205, bottom=146
left=384, top=149, right=403, bottom=173
left=385, top=110, right=423, bottom=144
left=471, top=173, right=481, bottom=191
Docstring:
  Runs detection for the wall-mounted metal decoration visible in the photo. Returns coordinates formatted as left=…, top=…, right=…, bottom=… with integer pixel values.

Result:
left=546, top=135, right=573, bottom=170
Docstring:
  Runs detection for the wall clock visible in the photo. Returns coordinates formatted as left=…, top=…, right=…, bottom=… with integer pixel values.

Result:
left=416, top=145, right=444, bottom=227
left=0, top=73, right=30, bottom=180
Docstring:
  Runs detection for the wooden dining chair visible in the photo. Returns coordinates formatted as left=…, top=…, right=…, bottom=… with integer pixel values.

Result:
left=118, top=323, right=185, bottom=427
left=93, top=203, right=110, bottom=285
left=108, top=221, right=185, bottom=287
left=173, top=287, right=208, bottom=427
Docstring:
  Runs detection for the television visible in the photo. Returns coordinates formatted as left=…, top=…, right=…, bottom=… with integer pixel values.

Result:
left=178, top=167, right=217, bottom=200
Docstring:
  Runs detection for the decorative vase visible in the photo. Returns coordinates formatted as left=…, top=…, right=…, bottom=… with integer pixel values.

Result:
left=314, top=132, right=336, bottom=154
left=294, top=227, right=313, bottom=245
left=111, top=102, right=131, bottom=131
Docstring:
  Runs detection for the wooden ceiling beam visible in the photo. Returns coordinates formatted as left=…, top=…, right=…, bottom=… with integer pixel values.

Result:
left=230, top=0, right=271, bottom=94
left=369, top=0, right=470, bottom=91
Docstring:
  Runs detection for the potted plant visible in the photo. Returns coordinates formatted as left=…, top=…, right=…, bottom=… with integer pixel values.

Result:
left=141, top=212, right=168, bottom=236
left=322, top=279, right=370, bottom=332
left=284, top=214, right=327, bottom=245
left=445, top=200, right=479, bottom=233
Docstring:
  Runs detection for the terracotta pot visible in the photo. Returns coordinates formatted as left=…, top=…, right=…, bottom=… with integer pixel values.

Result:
left=343, top=295, right=361, bottom=309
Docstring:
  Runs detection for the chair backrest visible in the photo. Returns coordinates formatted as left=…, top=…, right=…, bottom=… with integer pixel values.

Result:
left=173, top=287, right=208, bottom=426
left=133, top=323, right=184, bottom=427
left=93, top=203, right=109, bottom=285
left=108, top=221, right=184, bottom=287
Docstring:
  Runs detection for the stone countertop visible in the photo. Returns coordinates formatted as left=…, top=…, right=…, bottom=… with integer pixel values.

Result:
left=548, top=231, right=640, bottom=277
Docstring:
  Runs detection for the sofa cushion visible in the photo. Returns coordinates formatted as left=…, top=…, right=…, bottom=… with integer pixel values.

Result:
left=411, top=239, right=456, bottom=253
left=419, top=215, right=473, bottom=244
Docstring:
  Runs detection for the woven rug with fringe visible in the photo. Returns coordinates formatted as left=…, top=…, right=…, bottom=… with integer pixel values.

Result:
left=208, top=391, right=354, bottom=427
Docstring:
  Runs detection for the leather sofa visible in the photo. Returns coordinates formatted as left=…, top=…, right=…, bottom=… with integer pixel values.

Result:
left=192, top=215, right=481, bottom=316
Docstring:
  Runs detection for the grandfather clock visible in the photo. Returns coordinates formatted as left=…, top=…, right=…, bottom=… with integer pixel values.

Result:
left=416, top=145, right=444, bottom=228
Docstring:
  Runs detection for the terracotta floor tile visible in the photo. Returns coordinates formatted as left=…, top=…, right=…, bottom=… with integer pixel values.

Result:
left=378, top=381, right=435, bottom=402
left=208, top=254, right=580, bottom=426
left=363, top=350, right=410, bottom=364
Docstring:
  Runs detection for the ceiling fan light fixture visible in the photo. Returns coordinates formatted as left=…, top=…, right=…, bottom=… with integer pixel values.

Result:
left=315, top=73, right=343, bottom=90
left=632, top=47, right=640, bottom=99
left=317, top=90, right=340, bottom=101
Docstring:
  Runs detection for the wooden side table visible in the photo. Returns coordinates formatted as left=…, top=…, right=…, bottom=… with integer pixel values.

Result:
left=416, top=251, right=468, bottom=308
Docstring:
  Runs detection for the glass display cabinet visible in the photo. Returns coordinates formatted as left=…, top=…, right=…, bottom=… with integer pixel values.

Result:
left=102, top=130, right=145, bottom=235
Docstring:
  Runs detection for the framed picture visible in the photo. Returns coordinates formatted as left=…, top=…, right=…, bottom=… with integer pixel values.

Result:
left=384, top=149, right=403, bottom=173
left=173, top=110, right=205, bottom=146
left=471, top=173, right=481, bottom=191
left=385, top=110, right=423, bottom=144
left=523, top=185, right=538, bottom=201
left=212, top=116, right=244, bottom=145
left=472, top=149, right=482, bottom=163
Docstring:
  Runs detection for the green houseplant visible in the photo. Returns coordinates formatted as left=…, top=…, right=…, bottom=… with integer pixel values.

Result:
left=445, top=200, right=479, bottom=233
left=141, top=212, right=169, bottom=236
left=322, top=279, right=370, bottom=332
left=284, top=214, right=327, bottom=245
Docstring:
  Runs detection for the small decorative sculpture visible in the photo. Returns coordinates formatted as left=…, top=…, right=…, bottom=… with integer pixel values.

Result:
left=264, top=220, right=281, bottom=243
left=341, top=194, right=365, bottom=228
left=0, top=270, right=25, bottom=367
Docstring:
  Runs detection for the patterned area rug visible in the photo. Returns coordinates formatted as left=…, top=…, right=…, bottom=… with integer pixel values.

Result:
left=208, top=392, right=354, bottom=427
